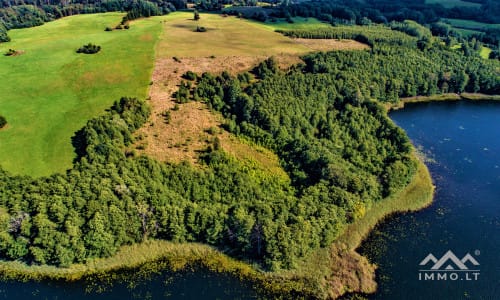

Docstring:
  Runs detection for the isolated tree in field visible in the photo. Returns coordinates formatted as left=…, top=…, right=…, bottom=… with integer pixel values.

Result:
left=0, top=115, right=6, bottom=128
left=194, top=10, right=200, bottom=21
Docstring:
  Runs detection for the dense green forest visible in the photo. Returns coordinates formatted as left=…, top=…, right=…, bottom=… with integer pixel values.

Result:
left=1, top=23, right=498, bottom=269
left=277, top=0, right=500, bottom=24
left=223, top=0, right=500, bottom=51
left=0, top=94, right=410, bottom=269
left=275, top=29, right=499, bottom=94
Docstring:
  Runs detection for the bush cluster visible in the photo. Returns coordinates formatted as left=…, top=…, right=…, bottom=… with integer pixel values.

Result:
left=76, top=43, right=101, bottom=54
left=0, top=115, right=6, bottom=128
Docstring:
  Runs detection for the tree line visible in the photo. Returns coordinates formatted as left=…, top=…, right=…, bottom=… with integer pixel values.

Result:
left=276, top=0, right=500, bottom=49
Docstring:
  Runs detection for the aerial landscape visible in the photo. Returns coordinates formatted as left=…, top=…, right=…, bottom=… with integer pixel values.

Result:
left=0, top=0, right=498, bottom=299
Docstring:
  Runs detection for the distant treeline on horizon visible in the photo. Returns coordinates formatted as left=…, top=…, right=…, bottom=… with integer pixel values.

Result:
left=1, top=0, right=500, bottom=45
left=0, top=0, right=186, bottom=42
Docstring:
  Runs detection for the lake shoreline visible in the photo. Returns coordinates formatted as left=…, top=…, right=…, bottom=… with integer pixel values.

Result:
left=387, top=93, right=500, bottom=111
left=0, top=157, right=434, bottom=299
left=0, top=95, right=444, bottom=299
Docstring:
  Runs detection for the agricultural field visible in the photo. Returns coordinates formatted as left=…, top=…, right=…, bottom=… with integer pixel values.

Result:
left=0, top=13, right=161, bottom=177
left=426, top=0, right=481, bottom=8
left=443, top=18, right=500, bottom=31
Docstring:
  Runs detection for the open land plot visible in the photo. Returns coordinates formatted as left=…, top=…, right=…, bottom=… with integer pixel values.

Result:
left=138, top=12, right=368, bottom=171
left=0, top=13, right=161, bottom=177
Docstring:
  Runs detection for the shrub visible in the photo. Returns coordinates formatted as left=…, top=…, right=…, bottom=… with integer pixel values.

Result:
left=161, top=110, right=171, bottom=124
left=4, top=49, right=17, bottom=56
left=196, top=26, right=207, bottom=32
left=182, top=71, right=198, bottom=81
left=76, top=43, right=101, bottom=54
left=0, top=115, right=7, bottom=128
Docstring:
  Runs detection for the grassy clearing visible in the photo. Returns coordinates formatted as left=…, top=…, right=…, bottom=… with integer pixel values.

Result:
left=480, top=46, right=492, bottom=59
left=0, top=13, right=161, bottom=177
left=426, top=0, right=481, bottom=8
left=156, top=12, right=311, bottom=58
left=455, top=27, right=482, bottom=37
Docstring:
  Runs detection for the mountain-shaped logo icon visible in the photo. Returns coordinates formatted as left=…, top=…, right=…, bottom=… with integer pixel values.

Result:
left=419, top=250, right=480, bottom=270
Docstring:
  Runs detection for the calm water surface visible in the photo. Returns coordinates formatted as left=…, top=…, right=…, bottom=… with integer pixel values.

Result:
left=360, top=101, right=500, bottom=300
left=0, top=268, right=258, bottom=299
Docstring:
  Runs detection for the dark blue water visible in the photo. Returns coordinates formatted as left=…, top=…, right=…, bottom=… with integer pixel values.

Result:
left=0, top=269, right=258, bottom=299
left=360, top=101, right=500, bottom=300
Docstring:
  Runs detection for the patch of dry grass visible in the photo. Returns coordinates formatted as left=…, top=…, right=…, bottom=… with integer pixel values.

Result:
left=139, top=12, right=366, bottom=168
left=293, top=38, right=369, bottom=52
left=136, top=55, right=273, bottom=165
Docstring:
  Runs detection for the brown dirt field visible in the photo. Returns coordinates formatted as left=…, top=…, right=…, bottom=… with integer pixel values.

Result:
left=293, top=38, right=369, bottom=51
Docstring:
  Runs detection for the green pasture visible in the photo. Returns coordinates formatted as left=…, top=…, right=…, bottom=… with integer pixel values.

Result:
left=0, top=13, right=161, bottom=176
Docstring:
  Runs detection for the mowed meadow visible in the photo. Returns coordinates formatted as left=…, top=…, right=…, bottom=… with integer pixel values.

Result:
left=0, top=13, right=161, bottom=176
left=156, top=12, right=311, bottom=58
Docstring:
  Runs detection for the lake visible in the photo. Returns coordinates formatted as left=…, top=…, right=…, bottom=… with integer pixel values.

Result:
left=0, top=268, right=259, bottom=299
left=360, top=101, right=500, bottom=299
left=0, top=100, right=498, bottom=299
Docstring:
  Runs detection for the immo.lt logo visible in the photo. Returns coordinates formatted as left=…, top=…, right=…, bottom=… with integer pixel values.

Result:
left=418, top=250, right=480, bottom=281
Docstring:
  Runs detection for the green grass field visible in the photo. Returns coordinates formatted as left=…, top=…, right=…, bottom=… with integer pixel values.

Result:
left=426, top=0, right=481, bottom=8
left=249, top=17, right=334, bottom=32
left=443, top=18, right=500, bottom=31
left=0, top=12, right=359, bottom=177
left=480, top=46, right=492, bottom=59
left=0, top=13, right=161, bottom=177
left=451, top=44, right=492, bottom=59
left=156, top=12, right=311, bottom=58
